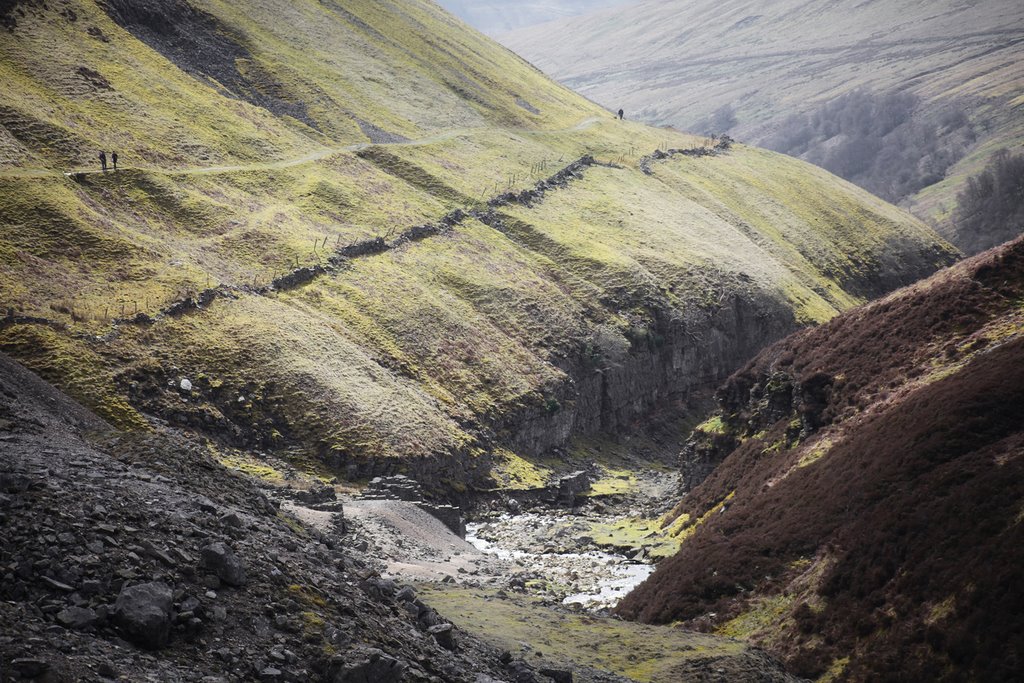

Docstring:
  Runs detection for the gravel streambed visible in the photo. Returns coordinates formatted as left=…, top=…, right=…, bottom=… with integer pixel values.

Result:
left=466, top=510, right=655, bottom=612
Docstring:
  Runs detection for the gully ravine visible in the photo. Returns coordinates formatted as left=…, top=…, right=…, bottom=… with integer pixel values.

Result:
left=284, top=467, right=682, bottom=613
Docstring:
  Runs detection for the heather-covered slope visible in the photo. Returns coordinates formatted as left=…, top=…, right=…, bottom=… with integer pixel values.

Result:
left=0, top=0, right=956, bottom=493
left=617, top=237, right=1024, bottom=681
left=502, top=0, right=1024, bottom=252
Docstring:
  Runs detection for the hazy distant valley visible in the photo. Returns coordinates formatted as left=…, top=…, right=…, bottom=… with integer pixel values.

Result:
left=438, top=0, right=628, bottom=34
left=502, top=0, right=1024, bottom=254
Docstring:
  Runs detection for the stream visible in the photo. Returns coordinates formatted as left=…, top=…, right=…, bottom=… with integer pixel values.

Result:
left=465, top=511, right=656, bottom=612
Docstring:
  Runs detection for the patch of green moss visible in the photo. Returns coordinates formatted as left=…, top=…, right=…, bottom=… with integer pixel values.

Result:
left=0, top=324, right=147, bottom=430
left=287, top=584, right=327, bottom=608
left=716, top=594, right=796, bottom=640
left=798, top=436, right=837, bottom=468
left=218, top=454, right=285, bottom=483
left=278, top=513, right=309, bottom=538
left=926, top=596, right=956, bottom=625
left=586, top=468, right=637, bottom=497
left=818, top=656, right=851, bottom=683
left=490, top=448, right=552, bottom=490
left=418, top=585, right=748, bottom=682
left=696, top=415, right=726, bottom=435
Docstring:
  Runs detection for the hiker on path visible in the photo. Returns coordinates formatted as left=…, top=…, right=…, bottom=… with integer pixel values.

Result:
left=111, top=151, right=118, bottom=170
left=617, top=108, right=624, bottom=120
left=99, top=151, right=107, bottom=171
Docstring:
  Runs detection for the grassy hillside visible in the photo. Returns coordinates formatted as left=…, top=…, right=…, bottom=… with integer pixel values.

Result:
left=617, top=237, right=1024, bottom=681
left=0, top=0, right=956, bottom=491
left=502, top=0, right=1024, bottom=251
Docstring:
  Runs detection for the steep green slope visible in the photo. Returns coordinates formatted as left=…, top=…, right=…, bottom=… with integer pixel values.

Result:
left=0, top=0, right=956, bottom=491
left=618, top=237, right=1024, bottom=681
left=502, top=0, right=1024, bottom=251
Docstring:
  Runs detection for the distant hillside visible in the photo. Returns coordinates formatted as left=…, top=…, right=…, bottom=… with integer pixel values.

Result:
left=0, top=0, right=955, bottom=494
left=617, top=237, right=1024, bottom=681
left=438, top=0, right=629, bottom=34
left=502, top=0, right=1024, bottom=253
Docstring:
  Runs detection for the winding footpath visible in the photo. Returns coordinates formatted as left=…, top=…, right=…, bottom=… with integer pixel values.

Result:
left=0, top=117, right=604, bottom=180
left=1, top=117, right=725, bottom=341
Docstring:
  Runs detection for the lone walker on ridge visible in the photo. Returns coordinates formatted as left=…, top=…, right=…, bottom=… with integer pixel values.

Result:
left=99, top=150, right=107, bottom=172
left=617, top=108, right=624, bottom=120
left=111, top=151, right=118, bottom=170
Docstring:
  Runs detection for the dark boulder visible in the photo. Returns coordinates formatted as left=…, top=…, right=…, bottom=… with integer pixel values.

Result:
left=200, top=541, right=247, bottom=586
left=329, top=648, right=407, bottom=683
left=427, top=622, right=456, bottom=651
left=112, top=581, right=174, bottom=649
left=539, top=668, right=573, bottom=683
left=56, top=606, right=98, bottom=630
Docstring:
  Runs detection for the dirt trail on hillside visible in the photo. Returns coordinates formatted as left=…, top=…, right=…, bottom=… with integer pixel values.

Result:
left=0, top=117, right=606, bottom=179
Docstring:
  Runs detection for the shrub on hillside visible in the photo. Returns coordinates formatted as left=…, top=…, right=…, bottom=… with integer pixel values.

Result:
left=953, top=149, right=1024, bottom=253
left=767, top=89, right=975, bottom=204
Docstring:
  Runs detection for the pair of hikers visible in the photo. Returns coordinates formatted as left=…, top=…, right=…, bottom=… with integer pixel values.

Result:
left=99, top=151, right=118, bottom=171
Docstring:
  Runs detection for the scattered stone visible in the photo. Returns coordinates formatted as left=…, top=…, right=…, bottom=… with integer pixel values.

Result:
left=294, top=481, right=336, bottom=506
left=362, top=475, right=422, bottom=502
left=40, top=576, right=75, bottom=592
left=11, top=658, right=49, bottom=678
left=112, top=581, right=174, bottom=649
left=539, top=668, right=573, bottom=683
left=180, top=378, right=193, bottom=392
left=56, top=606, right=97, bottom=630
left=200, top=541, right=247, bottom=587
left=329, top=648, right=407, bottom=683
left=395, top=586, right=417, bottom=603
left=428, top=623, right=456, bottom=651
left=220, top=510, right=243, bottom=527
left=152, top=548, right=177, bottom=566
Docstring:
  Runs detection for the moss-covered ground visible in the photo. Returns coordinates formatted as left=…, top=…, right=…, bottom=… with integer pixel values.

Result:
left=418, top=585, right=749, bottom=682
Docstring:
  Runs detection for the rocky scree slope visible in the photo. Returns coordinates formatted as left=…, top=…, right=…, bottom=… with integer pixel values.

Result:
left=0, top=350, right=578, bottom=682
left=0, top=0, right=956, bottom=493
left=501, top=0, right=1024, bottom=252
left=616, top=237, right=1024, bottom=681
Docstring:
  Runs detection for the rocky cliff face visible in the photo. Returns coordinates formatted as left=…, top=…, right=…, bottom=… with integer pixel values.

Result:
left=506, top=289, right=797, bottom=459
left=618, top=236, right=1024, bottom=682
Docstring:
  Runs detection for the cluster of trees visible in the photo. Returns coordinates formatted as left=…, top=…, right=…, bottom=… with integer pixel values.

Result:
left=693, top=103, right=737, bottom=137
left=767, top=89, right=976, bottom=204
left=954, top=149, right=1024, bottom=253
